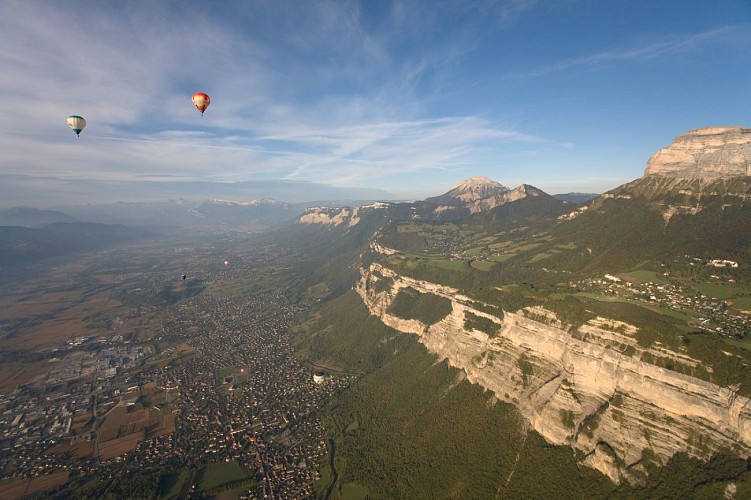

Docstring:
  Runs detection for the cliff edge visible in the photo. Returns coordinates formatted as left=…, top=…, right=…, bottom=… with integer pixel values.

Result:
left=356, top=260, right=751, bottom=485
left=645, top=127, right=751, bottom=178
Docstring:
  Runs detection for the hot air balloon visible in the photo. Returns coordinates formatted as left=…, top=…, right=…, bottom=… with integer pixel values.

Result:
left=67, top=115, right=86, bottom=137
left=192, top=92, right=210, bottom=115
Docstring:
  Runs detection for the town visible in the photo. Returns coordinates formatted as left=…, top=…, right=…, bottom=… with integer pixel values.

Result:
left=0, top=287, right=349, bottom=498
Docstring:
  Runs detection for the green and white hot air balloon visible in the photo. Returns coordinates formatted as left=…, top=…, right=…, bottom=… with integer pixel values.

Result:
left=67, top=115, right=86, bottom=137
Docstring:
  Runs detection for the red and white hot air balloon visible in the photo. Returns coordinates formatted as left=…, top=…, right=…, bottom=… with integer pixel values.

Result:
left=192, top=92, right=210, bottom=115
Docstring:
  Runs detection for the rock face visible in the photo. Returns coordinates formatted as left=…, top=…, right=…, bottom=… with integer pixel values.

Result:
left=298, top=207, right=360, bottom=226
left=645, top=127, right=751, bottom=178
left=425, top=177, right=545, bottom=214
left=298, top=202, right=391, bottom=227
left=356, top=259, right=751, bottom=485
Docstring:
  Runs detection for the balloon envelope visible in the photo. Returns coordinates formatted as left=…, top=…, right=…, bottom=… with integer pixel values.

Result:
left=67, top=115, right=86, bottom=136
left=192, top=92, right=210, bottom=115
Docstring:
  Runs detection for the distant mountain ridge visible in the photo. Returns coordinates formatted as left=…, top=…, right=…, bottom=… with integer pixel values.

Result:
left=425, top=176, right=549, bottom=214
left=44, top=198, right=302, bottom=229
left=297, top=177, right=568, bottom=228
left=0, top=199, right=303, bottom=229
left=0, top=207, right=74, bottom=227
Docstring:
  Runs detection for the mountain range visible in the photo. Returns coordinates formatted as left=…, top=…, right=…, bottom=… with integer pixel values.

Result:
left=288, top=126, right=751, bottom=490
left=298, top=126, right=750, bottom=270
left=0, top=179, right=588, bottom=270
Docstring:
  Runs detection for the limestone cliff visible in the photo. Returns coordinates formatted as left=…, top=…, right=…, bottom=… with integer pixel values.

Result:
left=356, top=262, right=751, bottom=484
left=298, top=203, right=392, bottom=227
left=645, top=127, right=751, bottom=178
left=298, top=207, right=358, bottom=226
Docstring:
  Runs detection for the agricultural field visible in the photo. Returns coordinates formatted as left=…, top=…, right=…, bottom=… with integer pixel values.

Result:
left=693, top=281, right=751, bottom=300
left=470, top=260, right=495, bottom=272
left=0, top=235, right=241, bottom=352
left=96, top=399, right=174, bottom=459
left=98, top=432, right=143, bottom=460
left=339, top=482, right=372, bottom=499
left=0, top=260, right=162, bottom=351
left=730, top=297, right=751, bottom=310
left=390, top=221, right=544, bottom=261
left=0, top=471, right=69, bottom=499
left=195, top=460, right=255, bottom=495
left=0, top=360, right=53, bottom=391
left=98, top=404, right=128, bottom=442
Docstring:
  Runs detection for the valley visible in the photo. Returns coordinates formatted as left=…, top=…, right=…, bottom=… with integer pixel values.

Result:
left=0, top=231, right=344, bottom=498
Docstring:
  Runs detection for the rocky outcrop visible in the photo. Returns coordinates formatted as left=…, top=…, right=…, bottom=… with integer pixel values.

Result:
left=645, top=127, right=751, bottom=178
left=356, top=262, right=751, bottom=484
left=506, top=183, right=544, bottom=202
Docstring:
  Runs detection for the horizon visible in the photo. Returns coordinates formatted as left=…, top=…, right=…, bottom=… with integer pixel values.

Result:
left=1, top=1, right=749, bottom=206
left=0, top=175, right=600, bottom=211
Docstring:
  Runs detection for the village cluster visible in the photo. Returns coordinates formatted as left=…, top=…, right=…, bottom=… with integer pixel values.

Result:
left=574, top=261, right=751, bottom=339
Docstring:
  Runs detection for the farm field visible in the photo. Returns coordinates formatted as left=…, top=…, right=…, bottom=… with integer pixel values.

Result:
left=196, top=460, right=254, bottom=495
left=96, top=398, right=174, bottom=459
left=0, top=471, right=69, bottom=499
left=0, top=237, right=223, bottom=351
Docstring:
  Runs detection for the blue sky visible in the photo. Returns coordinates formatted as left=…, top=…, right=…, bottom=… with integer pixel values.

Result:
left=0, top=0, right=749, bottom=206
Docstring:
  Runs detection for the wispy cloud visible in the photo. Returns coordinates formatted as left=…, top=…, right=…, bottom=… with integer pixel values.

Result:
left=488, top=0, right=543, bottom=26
left=517, top=25, right=743, bottom=78
left=248, top=116, right=540, bottom=185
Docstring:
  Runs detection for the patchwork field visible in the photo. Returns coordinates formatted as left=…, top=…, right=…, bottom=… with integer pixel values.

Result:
left=0, top=239, right=219, bottom=352
left=98, top=432, right=144, bottom=459
left=97, top=402, right=175, bottom=459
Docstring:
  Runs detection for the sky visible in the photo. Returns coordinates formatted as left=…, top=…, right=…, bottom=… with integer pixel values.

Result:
left=1, top=0, right=749, bottom=207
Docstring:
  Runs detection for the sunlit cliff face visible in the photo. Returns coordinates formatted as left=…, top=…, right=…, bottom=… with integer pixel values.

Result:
left=645, top=127, right=751, bottom=178
left=356, top=261, right=751, bottom=485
